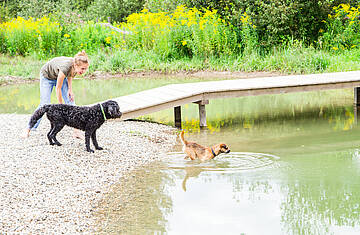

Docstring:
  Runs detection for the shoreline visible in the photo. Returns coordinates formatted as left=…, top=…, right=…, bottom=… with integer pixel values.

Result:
left=0, top=114, right=177, bottom=233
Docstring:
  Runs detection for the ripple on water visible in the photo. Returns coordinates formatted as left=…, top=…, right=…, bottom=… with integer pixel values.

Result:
left=165, top=152, right=280, bottom=172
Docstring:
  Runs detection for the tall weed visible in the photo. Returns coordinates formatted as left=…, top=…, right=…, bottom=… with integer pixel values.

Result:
left=118, top=6, right=247, bottom=59
left=320, top=4, right=360, bottom=51
left=0, top=15, right=123, bottom=57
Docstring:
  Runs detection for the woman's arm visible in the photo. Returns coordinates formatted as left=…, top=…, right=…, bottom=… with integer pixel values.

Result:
left=67, top=76, right=74, bottom=102
left=56, top=71, right=66, bottom=104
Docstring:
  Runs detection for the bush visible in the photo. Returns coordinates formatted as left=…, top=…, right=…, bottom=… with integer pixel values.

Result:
left=145, top=0, right=358, bottom=49
left=86, top=0, right=145, bottom=23
left=0, top=2, right=12, bottom=23
left=119, top=6, right=244, bottom=59
left=0, top=16, right=62, bottom=56
left=320, top=3, right=360, bottom=51
left=16, top=0, right=56, bottom=19
left=0, top=15, right=123, bottom=57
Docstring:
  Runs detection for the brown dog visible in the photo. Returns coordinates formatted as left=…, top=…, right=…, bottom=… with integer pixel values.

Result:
left=180, top=130, right=230, bottom=161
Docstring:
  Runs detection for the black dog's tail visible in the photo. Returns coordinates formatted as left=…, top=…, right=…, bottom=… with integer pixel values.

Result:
left=29, top=105, right=50, bottom=129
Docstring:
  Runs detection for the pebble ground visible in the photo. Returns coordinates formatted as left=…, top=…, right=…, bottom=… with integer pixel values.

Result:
left=0, top=114, right=177, bottom=233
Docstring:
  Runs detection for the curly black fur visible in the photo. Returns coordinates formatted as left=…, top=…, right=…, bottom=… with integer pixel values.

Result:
left=29, top=100, right=122, bottom=152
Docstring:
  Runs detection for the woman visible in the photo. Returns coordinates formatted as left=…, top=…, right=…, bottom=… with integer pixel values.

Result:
left=22, top=51, right=90, bottom=138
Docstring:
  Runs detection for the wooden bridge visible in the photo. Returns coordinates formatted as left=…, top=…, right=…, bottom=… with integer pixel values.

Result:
left=111, top=71, right=360, bottom=128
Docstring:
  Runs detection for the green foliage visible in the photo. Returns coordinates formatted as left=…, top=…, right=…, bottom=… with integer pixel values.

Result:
left=145, top=0, right=360, bottom=49
left=245, top=0, right=327, bottom=48
left=0, top=1, right=12, bottom=23
left=120, top=6, right=243, bottom=59
left=16, top=0, right=56, bottom=19
left=263, top=43, right=331, bottom=73
left=85, top=0, right=145, bottom=23
left=319, top=3, right=360, bottom=51
left=0, top=15, right=124, bottom=57
left=71, top=0, right=95, bottom=11
left=3, top=0, right=360, bottom=50
left=3, top=0, right=360, bottom=77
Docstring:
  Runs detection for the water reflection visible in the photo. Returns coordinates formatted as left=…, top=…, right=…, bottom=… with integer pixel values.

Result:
left=95, top=163, right=175, bottom=234
left=280, top=150, right=360, bottom=235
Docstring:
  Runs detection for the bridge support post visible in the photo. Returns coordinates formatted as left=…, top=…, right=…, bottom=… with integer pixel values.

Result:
left=174, top=106, right=182, bottom=129
left=355, top=87, right=360, bottom=122
left=199, top=104, right=207, bottom=128
left=195, top=100, right=209, bottom=128
left=354, top=87, right=360, bottom=124
left=354, top=105, right=360, bottom=125
left=355, top=87, right=360, bottom=106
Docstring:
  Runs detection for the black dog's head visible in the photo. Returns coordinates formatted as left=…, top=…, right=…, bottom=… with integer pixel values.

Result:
left=102, top=100, right=122, bottom=119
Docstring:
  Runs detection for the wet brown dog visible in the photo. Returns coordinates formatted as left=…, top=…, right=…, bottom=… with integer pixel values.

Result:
left=180, top=130, right=230, bottom=161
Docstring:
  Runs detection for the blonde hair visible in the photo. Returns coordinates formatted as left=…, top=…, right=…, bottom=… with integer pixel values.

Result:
left=74, top=50, right=89, bottom=66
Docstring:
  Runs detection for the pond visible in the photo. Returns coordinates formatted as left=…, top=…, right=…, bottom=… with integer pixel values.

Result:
left=2, top=77, right=360, bottom=234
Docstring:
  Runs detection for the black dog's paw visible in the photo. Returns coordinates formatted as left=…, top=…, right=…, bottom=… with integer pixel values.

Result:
left=87, top=148, right=94, bottom=153
left=55, top=142, right=62, bottom=146
left=95, top=146, right=103, bottom=150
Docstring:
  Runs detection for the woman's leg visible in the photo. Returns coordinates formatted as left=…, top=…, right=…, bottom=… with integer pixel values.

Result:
left=61, top=77, right=75, bottom=105
left=30, top=75, right=56, bottom=130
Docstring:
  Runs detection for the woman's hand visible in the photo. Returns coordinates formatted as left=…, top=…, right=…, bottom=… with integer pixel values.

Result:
left=68, top=90, right=75, bottom=102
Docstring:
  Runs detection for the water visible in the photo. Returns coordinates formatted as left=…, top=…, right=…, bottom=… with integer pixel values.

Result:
left=2, top=78, right=360, bottom=234
left=0, top=77, right=208, bottom=114
left=97, top=118, right=360, bottom=235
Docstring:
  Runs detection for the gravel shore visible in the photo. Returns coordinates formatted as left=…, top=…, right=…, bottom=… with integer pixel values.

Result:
left=0, top=114, right=177, bottom=233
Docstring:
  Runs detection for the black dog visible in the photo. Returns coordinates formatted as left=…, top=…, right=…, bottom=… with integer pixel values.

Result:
left=29, top=100, right=122, bottom=152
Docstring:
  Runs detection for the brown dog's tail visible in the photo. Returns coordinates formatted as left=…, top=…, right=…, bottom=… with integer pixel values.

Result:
left=28, top=105, right=50, bottom=128
left=182, top=174, right=189, bottom=192
left=180, top=130, right=188, bottom=145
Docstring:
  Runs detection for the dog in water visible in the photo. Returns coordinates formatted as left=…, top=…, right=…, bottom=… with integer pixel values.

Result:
left=28, top=100, right=122, bottom=152
left=180, top=130, right=230, bottom=161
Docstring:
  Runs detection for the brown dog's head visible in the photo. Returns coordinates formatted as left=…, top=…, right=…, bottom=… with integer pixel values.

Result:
left=102, top=100, right=122, bottom=119
left=219, top=143, right=230, bottom=154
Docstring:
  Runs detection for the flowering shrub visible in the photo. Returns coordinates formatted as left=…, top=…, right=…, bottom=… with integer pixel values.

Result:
left=0, top=15, right=122, bottom=57
left=0, top=16, right=61, bottom=55
left=0, top=6, right=255, bottom=59
left=118, top=5, right=253, bottom=58
left=320, top=4, right=360, bottom=51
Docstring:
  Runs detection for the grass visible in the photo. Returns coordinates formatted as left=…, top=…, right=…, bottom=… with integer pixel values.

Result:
left=1, top=47, right=360, bottom=81
left=85, top=46, right=360, bottom=76
left=0, top=54, right=45, bottom=79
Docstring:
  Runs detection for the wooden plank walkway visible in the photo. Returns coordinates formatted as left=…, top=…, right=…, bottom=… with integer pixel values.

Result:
left=107, top=71, right=360, bottom=126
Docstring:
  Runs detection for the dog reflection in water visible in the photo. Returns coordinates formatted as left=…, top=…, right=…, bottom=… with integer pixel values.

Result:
left=181, top=166, right=203, bottom=191
left=180, top=130, right=230, bottom=161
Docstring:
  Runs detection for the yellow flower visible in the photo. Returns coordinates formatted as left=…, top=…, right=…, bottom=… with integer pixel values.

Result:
left=340, top=3, right=350, bottom=12
left=332, top=47, right=338, bottom=50
left=105, top=36, right=111, bottom=44
left=64, top=34, right=70, bottom=38
left=181, top=40, right=187, bottom=46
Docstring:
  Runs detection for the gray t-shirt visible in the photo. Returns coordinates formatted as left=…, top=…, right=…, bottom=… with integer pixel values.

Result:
left=40, top=57, right=74, bottom=80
